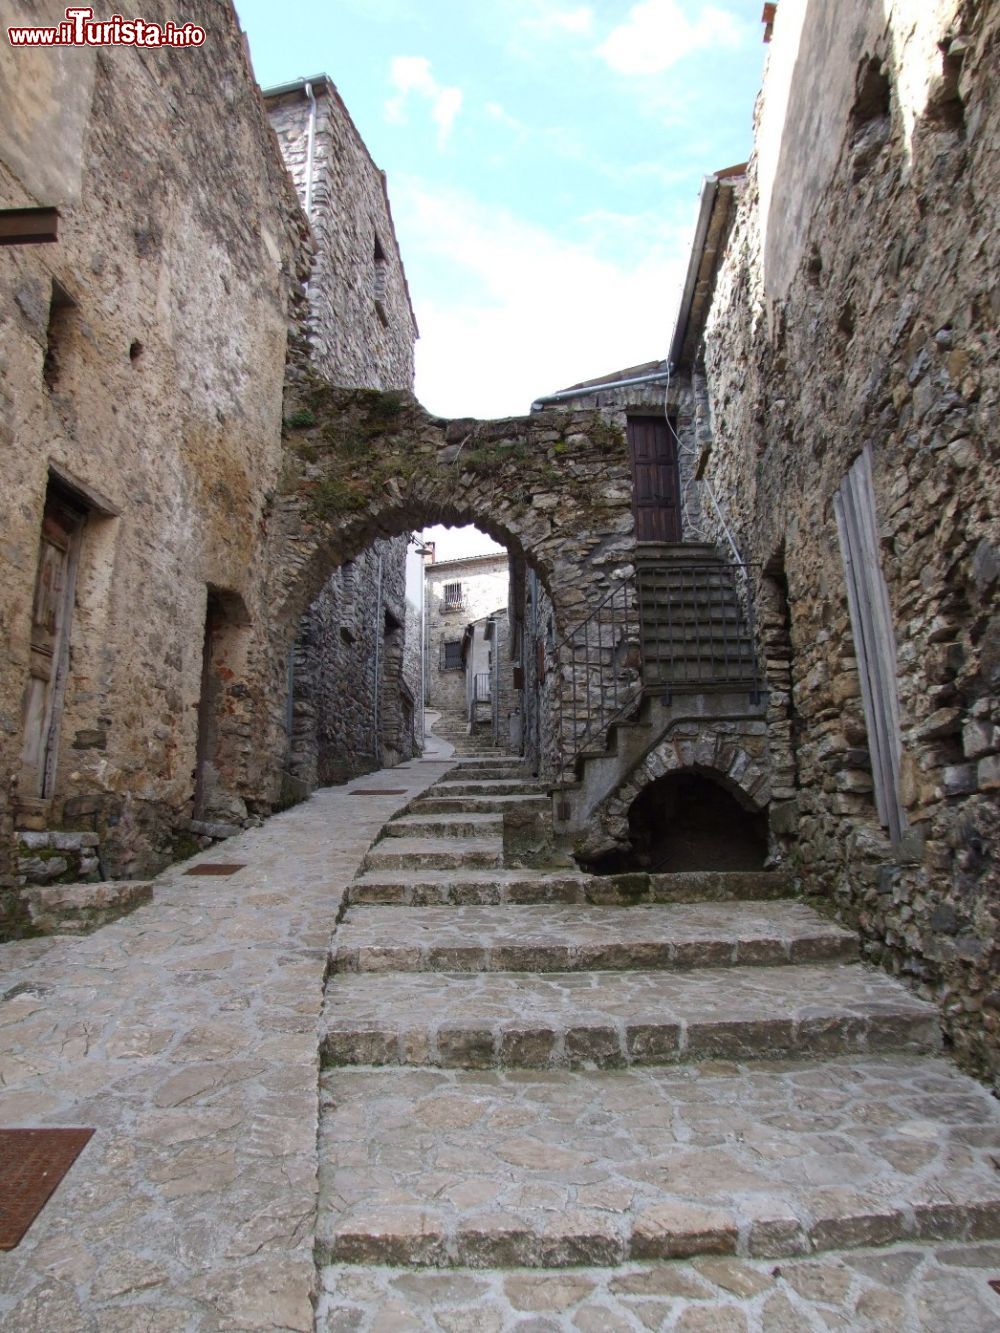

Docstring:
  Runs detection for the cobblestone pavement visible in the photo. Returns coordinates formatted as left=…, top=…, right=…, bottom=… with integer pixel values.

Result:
left=316, top=1244, right=1000, bottom=1331
left=4, top=729, right=1000, bottom=1330
left=0, top=755, right=455, bottom=1331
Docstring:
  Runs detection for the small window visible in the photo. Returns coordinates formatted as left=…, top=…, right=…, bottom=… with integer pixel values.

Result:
left=373, top=231, right=388, bottom=325
left=441, top=640, right=463, bottom=670
left=43, top=279, right=77, bottom=390
left=443, top=581, right=463, bottom=609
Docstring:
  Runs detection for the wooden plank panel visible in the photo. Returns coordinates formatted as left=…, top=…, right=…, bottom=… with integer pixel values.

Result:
left=834, top=446, right=906, bottom=843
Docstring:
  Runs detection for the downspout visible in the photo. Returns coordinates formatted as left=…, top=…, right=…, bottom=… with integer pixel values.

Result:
left=302, top=81, right=318, bottom=219
left=373, top=549, right=383, bottom=765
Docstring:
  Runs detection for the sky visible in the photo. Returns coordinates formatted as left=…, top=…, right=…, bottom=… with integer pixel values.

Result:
left=235, top=0, right=769, bottom=421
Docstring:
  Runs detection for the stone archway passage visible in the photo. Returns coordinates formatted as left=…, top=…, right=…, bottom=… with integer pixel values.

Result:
left=579, top=717, right=772, bottom=864
left=612, top=770, right=768, bottom=874
left=268, top=384, right=637, bottom=631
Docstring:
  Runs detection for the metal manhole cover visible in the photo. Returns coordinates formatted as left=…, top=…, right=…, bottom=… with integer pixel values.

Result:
left=352, top=790, right=408, bottom=796
left=0, top=1128, right=95, bottom=1250
left=183, top=863, right=246, bottom=876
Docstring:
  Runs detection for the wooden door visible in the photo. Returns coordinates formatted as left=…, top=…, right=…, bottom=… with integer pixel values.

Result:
left=628, top=416, right=681, bottom=543
left=21, top=489, right=85, bottom=798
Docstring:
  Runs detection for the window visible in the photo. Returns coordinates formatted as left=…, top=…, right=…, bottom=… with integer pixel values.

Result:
left=373, top=230, right=388, bottom=325
left=443, top=581, right=464, bottom=610
left=441, top=640, right=463, bottom=670
left=43, top=279, right=77, bottom=390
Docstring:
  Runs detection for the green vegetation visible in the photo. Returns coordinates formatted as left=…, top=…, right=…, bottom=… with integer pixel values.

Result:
left=286, top=408, right=316, bottom=429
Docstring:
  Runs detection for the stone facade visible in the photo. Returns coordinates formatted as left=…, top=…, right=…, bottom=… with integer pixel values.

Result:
left=425, top=553, right=509, bottom=718
left=265, top=79, right=420, bottom=792
left=691, top=0, right=999, bottom=1084
left=0, top=0, right=308, bottom=922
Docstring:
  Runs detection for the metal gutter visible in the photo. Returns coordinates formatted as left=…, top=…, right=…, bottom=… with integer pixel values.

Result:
left=530, top=367, right=671, bottom=412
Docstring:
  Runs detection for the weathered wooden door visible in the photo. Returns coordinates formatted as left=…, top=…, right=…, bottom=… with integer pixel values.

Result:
left=21, top=489, right=85, bottom=799
left=628, top=415, right=681, bottom=543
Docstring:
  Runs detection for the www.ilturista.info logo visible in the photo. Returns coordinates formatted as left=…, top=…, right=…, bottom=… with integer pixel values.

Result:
left=7, top=6, right=206, bottom=46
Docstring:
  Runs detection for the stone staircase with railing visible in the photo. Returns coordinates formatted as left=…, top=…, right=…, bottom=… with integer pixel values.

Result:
left=554, top=543, right=766, bottom=835
left=312, top=756, right=1000, bottom=1325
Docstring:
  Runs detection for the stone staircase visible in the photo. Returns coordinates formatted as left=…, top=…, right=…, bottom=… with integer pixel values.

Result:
left=429, top=706, right=499, bottom=755
left=313, top=755, right=1000, bottom=1324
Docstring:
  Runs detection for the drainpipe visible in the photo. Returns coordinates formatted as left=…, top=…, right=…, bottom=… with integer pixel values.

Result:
left=373, top=549, right=383, bottom=766
left=303, top=80, right=318, bottom=219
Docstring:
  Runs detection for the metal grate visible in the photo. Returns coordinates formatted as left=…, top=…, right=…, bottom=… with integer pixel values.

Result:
left=183, top=863, right=246, bottom=876
left=0, top=1128, right=94, bottom=1250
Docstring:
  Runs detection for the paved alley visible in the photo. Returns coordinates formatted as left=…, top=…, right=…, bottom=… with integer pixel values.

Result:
left=2, top=725, right=1000, bottom=1330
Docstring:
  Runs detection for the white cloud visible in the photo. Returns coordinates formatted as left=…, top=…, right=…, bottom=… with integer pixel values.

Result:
left=597, top=0, right=743, bottom=76
left=390, top=177, right=691, bottom=419
left=385, top=56, right=463, bottom=148
left=523, top=5, right=594, bottom=37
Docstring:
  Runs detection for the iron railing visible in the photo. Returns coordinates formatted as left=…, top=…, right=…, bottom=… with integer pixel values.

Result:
left=555, top=576, right=643, bottom=777
left=555, top=557, right=761, bottom=778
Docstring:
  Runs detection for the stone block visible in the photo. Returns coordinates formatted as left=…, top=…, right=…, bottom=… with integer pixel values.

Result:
left=977, top=755, right=1000, bottom=791
left=632, top=1203, right=738, bottom=1259
left=941, top=764, right=977, bottom=796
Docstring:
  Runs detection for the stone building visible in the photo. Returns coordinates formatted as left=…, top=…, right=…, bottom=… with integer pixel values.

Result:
left=264, top=77, right=420, bottom=795
left=666, top=0, right=999, bottom=1084
left=0, top=0, right=309, bottom=919
left=0, top=14, right=423, bottom=927
left=424, top=551, right=509, bottom=719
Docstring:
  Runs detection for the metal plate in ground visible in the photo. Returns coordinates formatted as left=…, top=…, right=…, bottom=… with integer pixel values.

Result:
left=0, top=1128, right=95, bottom=1250
left=183, top=863, right=246, bottom=876
left=352, top=790, right=408, bottom=797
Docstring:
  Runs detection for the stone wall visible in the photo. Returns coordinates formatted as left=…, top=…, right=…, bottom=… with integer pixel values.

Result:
left=533, top=365, right=707, bottom=544
left=425, top=554, right=509, bottom=718
left=700, top=0, right=999, bottom=1084
left=266, top=79, right=418, bottom=791
left=286, top=536, right=412, bottom=788
left=266, top=78, right=417, bottom=392
left=0, top=0, right=308, bottom=924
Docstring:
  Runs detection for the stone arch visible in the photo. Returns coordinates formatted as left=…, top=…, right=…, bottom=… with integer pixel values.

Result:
left=254, top=383, right=638, bottom=803
left=581, top=718, right=772, bottom=860
left=268, top=386, right=636, bottom=638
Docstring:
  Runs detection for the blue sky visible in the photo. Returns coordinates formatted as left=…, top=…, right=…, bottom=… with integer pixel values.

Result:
left=236, top=0, right=767, bottom=420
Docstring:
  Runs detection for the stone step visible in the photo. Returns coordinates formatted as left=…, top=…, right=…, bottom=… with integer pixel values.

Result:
left=429, top=780, right=544, bottom=796
left=361, top=837, right=504, bottom=873
left=411, top=795, right=550, bottom=815
left=382, top=813, right=504, bottom=840
left=315, top=1053, right=1000, bottom=1267
left=19, top=879, right=153, bottom=935
left=321, top=962, right=940, bottom=1069
left=446, top=767, right=529, bottom=781
left=447, top=757, right=525, bottom=771
left=346, top=869, right=795, bottom=908
left=329, top=902, right=858, bottom=974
